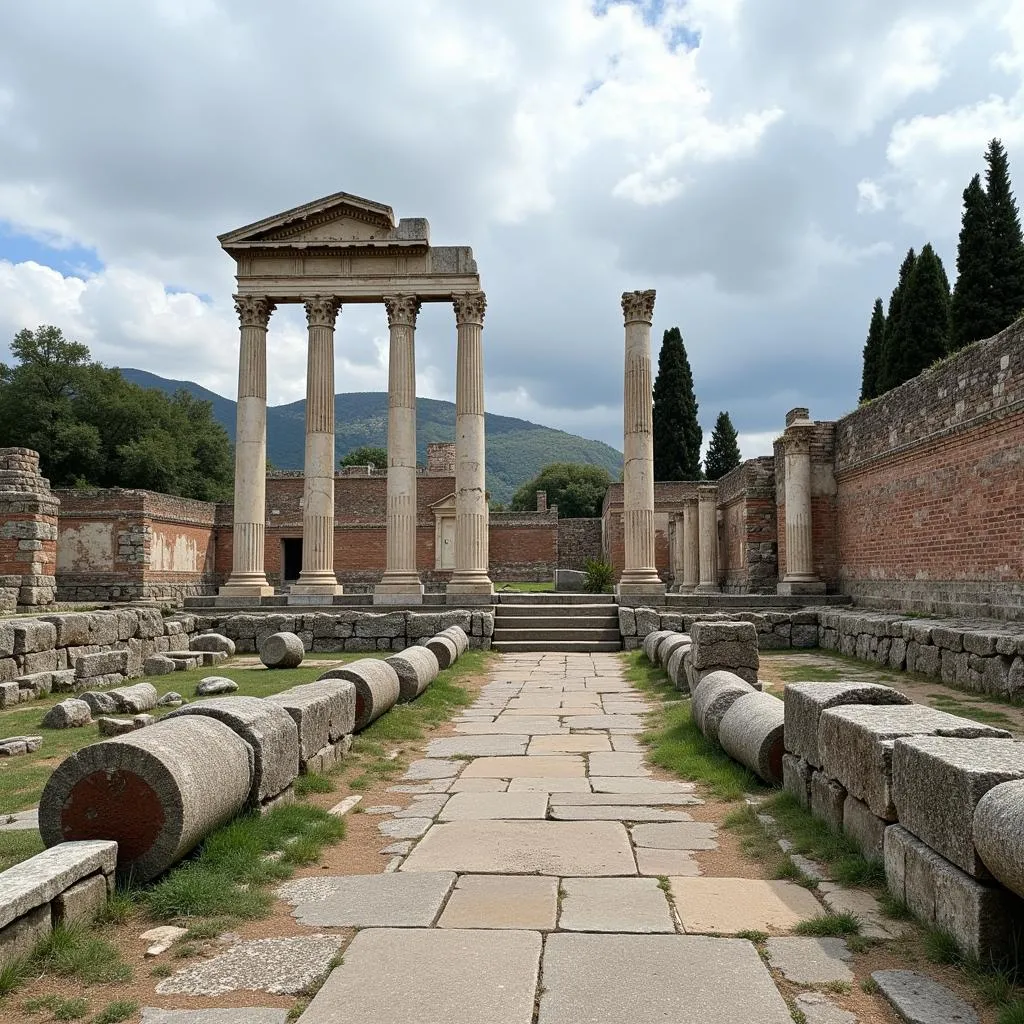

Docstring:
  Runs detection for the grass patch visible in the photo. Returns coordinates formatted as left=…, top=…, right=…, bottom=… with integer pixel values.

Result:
left=294, top=772, right=334, bottom=796
left=623, top=651, right=765, bottom=801
left=923, top=927, right=961, bottom=965
left=925, top=693, right=1014, bottom=726
left=30, top=925, right=132, bottom=985
left=794, top=912, right=861, bottom=937
left=999, top=1002, right=1024, bottom=1024
left=772, top=664, right=848, bottom=683
left=877, top=891, right=912, bottom=920
left=23, top=995, right=89, bottom=1020
left=0, top=828, right=44, bottom=871
left=146, top=803, right=344, bottom=922
left=723, top=805, right=805, bottom=881
left=90, top=1001, right=138, bottom=1024
left=494, top=582, right=554, bottom=592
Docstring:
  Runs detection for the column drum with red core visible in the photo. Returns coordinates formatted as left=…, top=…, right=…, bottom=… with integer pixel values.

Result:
left=39, top=717, right=253, bottom=882
left=317, top=660, right=400, bottom=731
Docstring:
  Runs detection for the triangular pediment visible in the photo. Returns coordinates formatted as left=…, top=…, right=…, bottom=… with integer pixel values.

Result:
left=219, top=191, right=397, bottom=247
left=430, top=493, right=457, bottom=513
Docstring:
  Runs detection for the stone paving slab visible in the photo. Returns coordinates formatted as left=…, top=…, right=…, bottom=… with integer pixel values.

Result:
left=378, top=817, right=433, bottom=839
left=764, top=936, right=854, bottom=983
left=671, top=877, right=823, bottom=934
left=550, top=805, right=694, bottom=822
left=438, top=874, right=558, bottom=930
left=142, top=1011, right=288, bottom=1024
left=448, top=778, right=509, bottom=792
left=819, top=882, right=897, bottom=939
left=278, top=872, right=456, bottom=927
left=635, top=848, right=700, bottom=876
left=871, top=969, right=979, bottom=1024
left=460, top=755, right=585, bottom=778
left=569, top=715, right=644, bottom=731
left=394, top=794, right=448, bottom=817
left=559, top=877, right=675, bottom=933
left=404, top=759, right=462, bottom=780
left=389, top=779, right=451, bottom=793
left=610, top=736, right=644, bottom=752
left=156, top=934, right=344, bottom=996
left=527, top=735, right=612, bottom=753
left=794, top=992, right=858, bottom=1024
left=506, top=777, right=593, bottom=792
left=297, top=928, right=541, bottom=1024
left=550, top=792, right=701, bottom=806
left=590, top=777, right=696, bottom=794
left=440, top=791, right=549, bottom=820
left=400, top=820, right=637, bottom=876
left=587, top=752, right=650, bottom=776
left=630, top=822, right=718, bottom=849
left=426, top=735, right=529, bottom=758
left=456, top=718, right=565, bottom=735
left=537, top=933, right=792, bottom=1023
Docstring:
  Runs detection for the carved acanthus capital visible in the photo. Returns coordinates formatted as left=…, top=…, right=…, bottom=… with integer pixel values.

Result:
left=303, top=295, right=342, bottom=329
left=453, top=291, right=487, bottom=326
left=621, top=289, right=656, bottom=325
left=781, top=426, right=813, bottom=456
left=234, top=294, right=275, bottom=330
left=384, top=295, right=422, bottom=329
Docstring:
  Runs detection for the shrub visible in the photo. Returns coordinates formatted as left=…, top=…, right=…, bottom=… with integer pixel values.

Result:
left=583, top=558, right=615, bottom=593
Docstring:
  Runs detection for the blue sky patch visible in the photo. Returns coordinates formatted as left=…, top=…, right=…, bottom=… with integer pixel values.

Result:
left=0, top=222, right=102, bottom=278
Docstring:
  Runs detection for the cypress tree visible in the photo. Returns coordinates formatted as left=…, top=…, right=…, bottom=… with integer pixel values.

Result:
left=950, top=174, right=995, bottom=349
left=878, top=248, right=916, bottom=394
left=703, top=411, right=742, bottom=481
left=983, top=138, right=1024, bottom=332
left=859, top=298, right=886, bottom=401
left=888, top=243, right=951, bottom=386
left=652, top=326, right=702, bottom=480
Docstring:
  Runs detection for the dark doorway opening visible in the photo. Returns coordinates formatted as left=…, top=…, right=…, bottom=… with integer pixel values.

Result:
left=282, top=538, right=303, bottom=582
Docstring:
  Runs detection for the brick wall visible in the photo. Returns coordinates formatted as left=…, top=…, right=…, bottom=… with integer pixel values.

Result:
left=488, top=509, right=558, bottom=581
left=832, top=323, right=1024, bottom=618
left=716, top=458, right=778, bottom=593
left=0, top=448, right=59, bottom=608
left=557, top=519, right=602, bottom=570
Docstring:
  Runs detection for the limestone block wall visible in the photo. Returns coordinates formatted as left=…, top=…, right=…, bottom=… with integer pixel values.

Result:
left=193, top=609, right=493, bottom=654
left=832, top=322, right=1024, bottom=620
left=556, top=518, right=602, bottom=571
left=0, top=448, right=59, bottom=609
left=618, top=607, right=819, bottom=652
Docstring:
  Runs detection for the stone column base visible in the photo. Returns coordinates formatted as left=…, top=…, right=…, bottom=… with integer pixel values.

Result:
left=777, top=579, right=826, bottom=596
left=218, top=581, right=274, bottom=601
left=694, top=583, right=721, bottom=595
left=374, top=576, right=424, bottom=605
left=289, top=580, right=343, bottom=605
left=618, top=581, right=667, bottom=600
left=447, top=574, right=493, bottom=599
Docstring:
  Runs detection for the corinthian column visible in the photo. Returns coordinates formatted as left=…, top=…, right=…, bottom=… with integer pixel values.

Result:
left=777, top=409, right=825, bottom=595
left=681, top=496, right=699, bottom=593
left=618, top=289, right=665, bottom=598
left=447, top=291, right=493, bottom=599
left=219, top=295, right=275, bottom=602
left=375, top=295, right=424, bottom=604
left=695, top=483, right=720, bottom=593
left=291, top=296, right=343, bottom=602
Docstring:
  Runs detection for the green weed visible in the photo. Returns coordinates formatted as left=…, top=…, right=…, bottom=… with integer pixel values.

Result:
left=793, top=913, right=861, bottom=937
left=23, top=995, right=89, bottom=1020
left=294, top=773, right=334, bottom=796
left=90, top=1001, right=138, bottom=1024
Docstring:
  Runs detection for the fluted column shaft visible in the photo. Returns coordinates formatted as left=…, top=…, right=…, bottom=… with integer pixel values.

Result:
left=618, top=289, right=664, bottom=596
left=681, top=496, right=699, bottom=592
left=696, top=483, right=720, bottom=593
left=220, top=295, right=275, bottom=600
left=777, top=416, right=824, bottom=594
left=447, top=291, right=493, bottom=596
left=375, top=295, right=424, bottom=603
left=292, top=296, right=342, bottom=598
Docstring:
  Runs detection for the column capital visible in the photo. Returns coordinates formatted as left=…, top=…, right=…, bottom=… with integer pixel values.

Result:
left=453, top=291, right=486, bottom=326
left=696, top=482, right=718, bottom=501
left=384, top=294, right=422, bottom=329
left=621, top=289, right=656, bottom=325
left=681, top=493, right=699, bottom=507
left=234, top=295, right=275, bottom=329
left=303, top=295, right=342, bottom=329
left=781, top=424, right=813, bottom=455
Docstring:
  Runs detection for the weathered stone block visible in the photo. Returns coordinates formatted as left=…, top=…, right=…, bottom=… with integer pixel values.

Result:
left=144, top=655, right=176, bottom=676
left=783, top=682, right=912, bottom=769
left=618, top=607, right=636, bottom=636
left=268, top=679, right=357, bottom=767
left=718, top=691, right=785, bottom=785
left=892, top=736, right=1023, bottom=879
left=191, top=633, right=236, bottom=656
left=40, top=612, right=91, bottom=648
left=21, top=649, right=59, bottom=675
left=842, top=795, right=886, bottom=860
left=791, top=624, right=819, bottom=648
left=0, top=903, right=51, bottom=965
left=635, top=607, right=660, bottom=636
left=320, top=660, right=400, bottom=731
left=41, top=698, right=91, bottom=729
left=974, top=781, right=1024, bottom=900
left=885, top=824, right=1024, bottom=963
left=818, top=704, right=1009, bottom=821
left=260, top=632, right=304, bottom=669
left=108, top=682, right=158, bottom=714
left=354, top=613, right=405, bottom=639
left=51, top=873, right=109, bottom=926
left=810, top=771, right=845, bottom=832
left=782, top=754, right=813, bottom=809
left=691, top=621, right=759, bottom=671
left=75, top=650, right=129, bottom=680
left=13, top=620, right=56, bottom=655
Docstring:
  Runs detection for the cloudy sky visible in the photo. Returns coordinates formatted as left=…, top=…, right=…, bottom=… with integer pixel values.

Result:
left=1, top=0, right=1022, bottom=457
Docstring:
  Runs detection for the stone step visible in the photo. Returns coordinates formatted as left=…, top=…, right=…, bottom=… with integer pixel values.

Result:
left=493, top=615, right=619, bottom=630
left=491, top=627, right=621, bottom=643
left=495, top=604, right=619, bottom=619
left=491, top=639, right=623, bottom=653
left=494, top=593, right=616, bottom=605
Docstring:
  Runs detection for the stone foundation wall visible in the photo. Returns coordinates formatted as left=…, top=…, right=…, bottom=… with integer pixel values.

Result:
left=0, top=448, right=59, bottom=608
left=488, top=510, right=558, bottom=582
left=557, top=518, right=602, bottom=571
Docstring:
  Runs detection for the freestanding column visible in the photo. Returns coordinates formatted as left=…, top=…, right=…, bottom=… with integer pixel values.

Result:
left=291, top=296, right=343, bottom=602
left=777, top=408, right=825, bottom=595
left=681, top=496, right=700, bottom=593
left=695, top=483, right=720, bottom=594
left=618, top=289, right=665, bottom=598
left=219, top=295, right=275, bottom=602
left=375, top=295, right=424, bottom=605
left=447, top=291, right=493, bottom=599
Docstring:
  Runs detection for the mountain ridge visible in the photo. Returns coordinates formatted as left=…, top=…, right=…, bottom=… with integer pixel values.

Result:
left=118, top=368, right=623, bottom=504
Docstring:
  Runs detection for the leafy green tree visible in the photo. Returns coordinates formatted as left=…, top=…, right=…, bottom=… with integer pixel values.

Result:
left=509, top=462, right=611, bottom=518
left=983, top=138, right=1024, bottom=334
left=0, top=325, right=233, bottom=500
left=951, top=174, right=995, bottom=350
left=703, top=412, right=742, bottom=481
left=652, top=326, right=702, bottom=480
left=859, top=298, right=886, bottom=402
left=340, top=445, right=387, bottom=469
left=878, top=248, right=917, bottom=394
left=887, top=243, right=951, bottom=387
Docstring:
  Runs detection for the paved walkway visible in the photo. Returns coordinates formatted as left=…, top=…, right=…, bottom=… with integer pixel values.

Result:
left=155, top=653, right=859, bottom=1024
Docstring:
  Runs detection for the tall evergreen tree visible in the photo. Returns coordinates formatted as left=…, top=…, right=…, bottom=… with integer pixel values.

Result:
left=859, top=298, right=886, bottom=401
left=703, top=411, right=742, bottom=481
left=983, top=138, right=1024, bottom=332
left=951, top=174, right=995, bottom=349
left=878, top=248, right=916, bottom=394
left=652, top=326, right=702, bottom=480
left=887, top=243, right=951, bottom=387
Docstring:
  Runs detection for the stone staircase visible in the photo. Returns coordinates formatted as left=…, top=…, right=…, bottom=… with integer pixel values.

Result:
left=491, top=592, right=621, bottom=653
